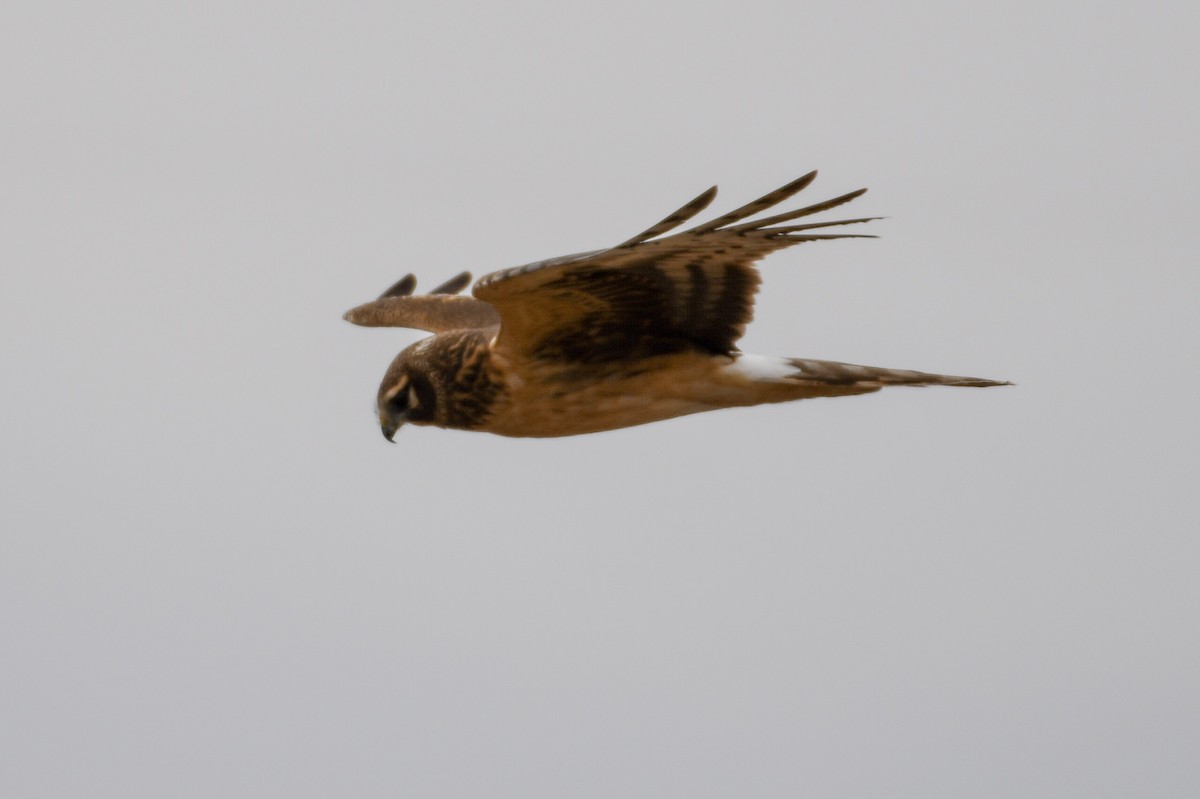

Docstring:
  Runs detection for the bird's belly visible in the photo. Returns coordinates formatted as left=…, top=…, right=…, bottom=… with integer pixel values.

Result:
left=484, top=388, right=715, bottom=437
left=481, top=359, right=727, bottom=437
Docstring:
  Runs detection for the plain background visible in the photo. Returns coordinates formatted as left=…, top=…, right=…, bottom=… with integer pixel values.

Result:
left=3, top=1, right=1197, bottom=797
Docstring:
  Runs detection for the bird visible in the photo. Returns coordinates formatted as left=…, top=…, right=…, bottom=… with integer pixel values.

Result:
left=343, top=171, right=1009, bottom=440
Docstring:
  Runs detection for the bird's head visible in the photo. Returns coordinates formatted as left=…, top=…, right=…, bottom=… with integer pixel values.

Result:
left=376, top=345, right=439, bottom=442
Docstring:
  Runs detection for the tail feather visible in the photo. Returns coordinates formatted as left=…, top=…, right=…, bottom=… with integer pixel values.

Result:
left=787, top=358, right=1010, bottom=388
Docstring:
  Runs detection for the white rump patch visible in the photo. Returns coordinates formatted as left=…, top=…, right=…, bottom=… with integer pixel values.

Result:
left=727, top=354, right=797, bottom=382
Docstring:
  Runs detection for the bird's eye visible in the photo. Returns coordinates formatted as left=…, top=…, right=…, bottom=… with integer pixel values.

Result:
left=381, top=373, right=432, bottom=423
left=385, top=379, right=411, bottom=413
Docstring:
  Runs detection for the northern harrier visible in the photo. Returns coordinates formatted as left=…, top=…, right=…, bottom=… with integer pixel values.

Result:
left=344, top=172, right=1008, bottom=440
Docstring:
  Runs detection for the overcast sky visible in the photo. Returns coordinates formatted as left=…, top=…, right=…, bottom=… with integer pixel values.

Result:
left=3, top=1, right=1197, bottom=797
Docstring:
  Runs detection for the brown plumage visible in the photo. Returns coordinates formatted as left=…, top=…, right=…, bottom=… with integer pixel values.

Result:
left=343, top=172, right=1009, bottom=440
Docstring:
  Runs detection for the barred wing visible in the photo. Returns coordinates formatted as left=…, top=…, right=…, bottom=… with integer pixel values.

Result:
left=473, top=171, right=877, bottom=364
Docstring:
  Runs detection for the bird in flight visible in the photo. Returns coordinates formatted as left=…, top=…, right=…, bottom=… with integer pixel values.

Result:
left=344, top=171, right=1008, bottom=440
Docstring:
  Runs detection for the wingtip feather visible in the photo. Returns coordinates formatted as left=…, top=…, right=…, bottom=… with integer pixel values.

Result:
left=430, top=271, right=473, bottom=295
left=379, top=274, right=417, bottom=299
left=614, top=184, right=721, bottom=248
left=692, top=171, right=821, bottom=233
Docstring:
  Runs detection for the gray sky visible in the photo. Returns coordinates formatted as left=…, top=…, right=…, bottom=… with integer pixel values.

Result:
left=3, top=1, right=1197, bottom=797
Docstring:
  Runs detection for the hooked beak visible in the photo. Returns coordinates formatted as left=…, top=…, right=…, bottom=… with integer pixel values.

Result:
left=380, top=412, right=406, bottom=443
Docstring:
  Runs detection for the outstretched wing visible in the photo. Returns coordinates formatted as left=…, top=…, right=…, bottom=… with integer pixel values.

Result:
left=473, top=171, right=877, bottom=364
left=344, top=271, right=500, bottom=333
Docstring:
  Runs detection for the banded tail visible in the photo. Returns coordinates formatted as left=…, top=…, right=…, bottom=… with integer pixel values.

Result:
left=785, top=357, right=1010, bottom=388
left=724, top=354, right=1010, bottom=403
